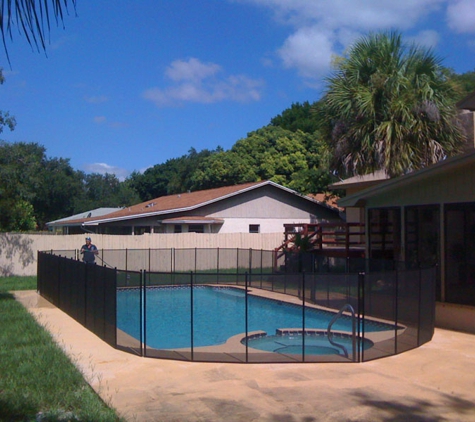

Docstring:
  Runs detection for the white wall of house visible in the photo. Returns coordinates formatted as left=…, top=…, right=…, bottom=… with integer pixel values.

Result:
left=216, top=218, right=315, bottom=234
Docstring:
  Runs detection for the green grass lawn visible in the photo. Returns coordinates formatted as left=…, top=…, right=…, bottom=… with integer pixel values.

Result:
left=0, top=276, right=124, bottom=422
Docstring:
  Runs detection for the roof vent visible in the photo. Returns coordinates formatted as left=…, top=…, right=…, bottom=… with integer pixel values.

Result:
left=145, top=202, right=156, bottom=208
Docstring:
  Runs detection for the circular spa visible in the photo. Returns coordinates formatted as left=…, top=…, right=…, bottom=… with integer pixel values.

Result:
left=37, top=248, right=437, bottom=364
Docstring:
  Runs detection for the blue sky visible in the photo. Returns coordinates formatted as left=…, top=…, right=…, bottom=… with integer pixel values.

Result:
left=1, top=0, right=475, bottom=180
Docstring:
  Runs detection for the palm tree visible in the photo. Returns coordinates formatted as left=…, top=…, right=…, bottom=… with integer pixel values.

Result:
left=323, top=31, right=465, bottom=178
left=1, top=0, right=76, bottom=62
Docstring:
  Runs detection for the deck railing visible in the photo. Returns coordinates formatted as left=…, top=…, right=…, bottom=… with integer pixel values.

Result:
left=276, top=222, right=366, bottom=256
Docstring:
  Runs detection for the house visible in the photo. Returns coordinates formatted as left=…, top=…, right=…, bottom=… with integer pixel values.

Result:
left=47, top=181, right=342, bottom=235
left=336, top=150, right=475, bottom=333
left=47, top=208, right=123, bottom=234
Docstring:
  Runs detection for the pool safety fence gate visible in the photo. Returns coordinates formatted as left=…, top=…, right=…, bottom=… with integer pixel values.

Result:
left=37, top=248, right=436, bottom=363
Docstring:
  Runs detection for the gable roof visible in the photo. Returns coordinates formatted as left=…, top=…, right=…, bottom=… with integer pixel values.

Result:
left=338, top=150, right=475, bottom=207
left=46, top=208, right=123, bottom=226
left=62, top=180, right=322, bottom=227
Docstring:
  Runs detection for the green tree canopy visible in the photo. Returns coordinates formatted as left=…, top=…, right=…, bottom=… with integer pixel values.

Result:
left=0, top=141, right=85, bottom=229
left=322, top=31, right=465, bottom=178
left=128, top=148, right=220, bottom=200
left=0, top=69, right=16, bottom=133
left=445, top=68, right=475, bottom=102
left=73, top=173, right=141, bottom=214
left=190, top=126, right=333, bottom=194
left=270, top=101, right=321, bottom=134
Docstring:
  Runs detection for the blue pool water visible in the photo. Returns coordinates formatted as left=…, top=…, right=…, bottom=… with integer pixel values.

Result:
left=244, top=333, right=371, bottom=355
left=117, top=286, right=391, bottom=351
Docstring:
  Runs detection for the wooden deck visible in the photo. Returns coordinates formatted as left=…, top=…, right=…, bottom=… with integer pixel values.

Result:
left=275, top=222, right=366, bottom=258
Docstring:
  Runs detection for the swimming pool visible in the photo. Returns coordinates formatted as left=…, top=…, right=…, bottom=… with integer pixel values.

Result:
left=117, top=286, right=392, bottom=355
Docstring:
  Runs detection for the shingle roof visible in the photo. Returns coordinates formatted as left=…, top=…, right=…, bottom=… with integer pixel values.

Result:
left=46, top=208, right=123, bottom=226
left=306, top=193, right=342, bottom=211
left=67, top=181, right=280, bottom=226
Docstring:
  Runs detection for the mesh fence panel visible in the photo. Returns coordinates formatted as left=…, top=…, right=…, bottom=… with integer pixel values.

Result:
left=38, top=250, right=436, bottom=364
left=116, top=270, right=142, bottom=356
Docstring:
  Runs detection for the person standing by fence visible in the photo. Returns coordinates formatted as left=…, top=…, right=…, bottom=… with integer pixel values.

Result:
left=80, top=236, right=98, bottom=264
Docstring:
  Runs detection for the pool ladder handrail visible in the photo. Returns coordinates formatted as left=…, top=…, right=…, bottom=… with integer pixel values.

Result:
left=327, top=303, right=356, bottom=361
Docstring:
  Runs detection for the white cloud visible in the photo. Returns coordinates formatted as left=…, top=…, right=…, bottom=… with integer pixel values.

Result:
left=165, top=58, right=221, bottom=82
left=239, top=0, right=444, bottom=29
left=143, top=58, right=264, bottom=106
left=235, top=0, right=446, bottom=81
left=447, top=0, right=475, bottom=33
left=278, top=27, right=335, bottom=78
left=84, top=162, right=130, bottom=181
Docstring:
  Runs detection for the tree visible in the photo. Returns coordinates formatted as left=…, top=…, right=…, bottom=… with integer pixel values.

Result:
left=0, top=198, right=36, bottom=231
left=32, top=157, right=84, bottom=228
left=0, top=69, right=16, bottom=132
left=128, top=148, right=220, bottom=201
left=323, top=31, right=465, bottom=178
left=0, top=141, right=87, bottom=230
left=270, top=101, right=321, bottom=134
left=1, top=0, right=76, bottom=63
left=73, top=173, right=141, bottom=213
left=191, top=126, right=333, bottom=194
left=190, top=151, right=257, bottom=190
left=445, top=68, right=475, bottom=102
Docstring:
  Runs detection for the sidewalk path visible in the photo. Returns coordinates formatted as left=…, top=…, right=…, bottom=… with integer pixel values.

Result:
left=15, top=290, right=475, bottom=422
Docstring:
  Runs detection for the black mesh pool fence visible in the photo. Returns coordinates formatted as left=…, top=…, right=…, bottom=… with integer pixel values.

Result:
left=37, top=249, right=436, bottom=363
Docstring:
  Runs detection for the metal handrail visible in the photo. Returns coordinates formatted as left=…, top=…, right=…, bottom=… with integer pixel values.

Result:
left=327, top=303, right=356, bottom=361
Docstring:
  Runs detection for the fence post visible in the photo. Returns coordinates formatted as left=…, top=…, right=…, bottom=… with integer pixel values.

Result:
left=395, top=265, right=399, bottom=354
left=302, top=271, right=306, bottom=362
left=142, top=270, right=145, bottom=357
left=245, top=272, right=249, bottom=363
left=358, top=272, right=365, bottom=362
left=190, top=271, right=194, bottom=361
left=417, top=266, right=423, bottom=346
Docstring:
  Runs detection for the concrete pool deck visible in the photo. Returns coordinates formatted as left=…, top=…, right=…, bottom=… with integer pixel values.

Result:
left=15, top=290, right=475, bottom=422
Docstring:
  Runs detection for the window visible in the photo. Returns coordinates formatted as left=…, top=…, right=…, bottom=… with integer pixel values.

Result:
left=405, top=205, right=440, bottom=267
left=249, top=224, right=260, bottom=234
left=174, top=225, right=182, bottom=233
left=368, top=207, right=401, bottom=260
left=188, top=224, right=204, bottom=233
left=134, top=226, right=151, bottom=235
left=445, top=203, right=475, bottom=306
